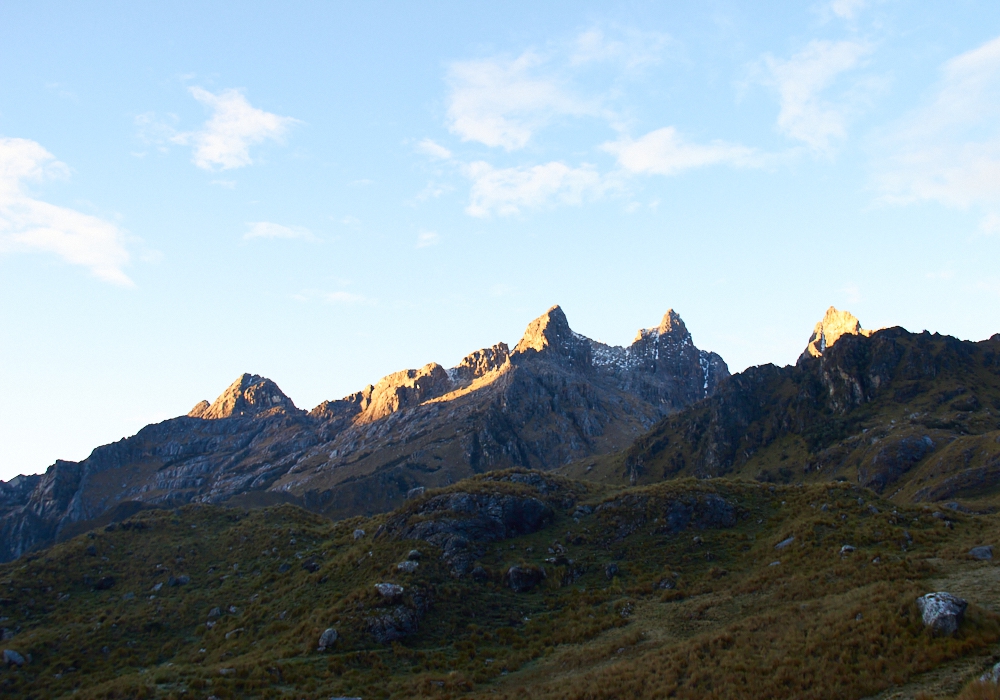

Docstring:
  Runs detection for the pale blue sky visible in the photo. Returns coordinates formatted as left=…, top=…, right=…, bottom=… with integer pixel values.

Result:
left=2, top=1, right=1000, bottom=480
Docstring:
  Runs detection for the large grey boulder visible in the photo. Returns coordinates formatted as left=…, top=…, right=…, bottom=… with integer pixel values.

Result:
left=374, top=583, right=404, bottom=602
left=3, top=649, right=25, bottom=666
left=317, top=627, right=338, bottom=651
left=916, top=592, right=968, bottom=636
left=969, top=545, right=993, bottom=561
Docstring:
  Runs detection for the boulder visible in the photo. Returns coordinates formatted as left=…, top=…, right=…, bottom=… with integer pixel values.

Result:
left=317, top=627, right=338, bottom=651
left=353, top=529, right=366, bottom=540
left=3, top=649, right=25, bottom=666
left=506, top=565, right=545, bottom=593
left=969, top=546, right=993, bottom=561
left=471, top=566, right=489, bottom=583
left=374, top=583, right=404, bottom=602
left=981, top=661, right=1000, bottom=684
left=397, top=560, right=418, bottom=573
left=916, top=592, right=968, bottom=636
left=605, top=563, right=620, bottom=580
left=840, top=545, right=856, bottom=555
left=167, top=575, right=190, bottom=587
left=366, top=606, right=418, bottom=644
left=301, top=560, right=320, bottom=573
left=775, top=536, right=795, bottom=550
left=406, top=549, right=422, bottom=561
left=0, top=629, right=14, bottom=641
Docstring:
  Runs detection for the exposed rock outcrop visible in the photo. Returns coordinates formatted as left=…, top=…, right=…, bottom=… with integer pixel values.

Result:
left=916, top=592, right=967, bottom=636
left=800, top=306, right=873, bottom=361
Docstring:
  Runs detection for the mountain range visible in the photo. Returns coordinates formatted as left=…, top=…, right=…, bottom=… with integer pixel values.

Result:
left=0, top=305, right=728, bottom=562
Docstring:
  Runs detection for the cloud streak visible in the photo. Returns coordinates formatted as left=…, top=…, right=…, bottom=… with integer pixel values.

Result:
left=876, top=35, right=1000, bottom=218
left=464, top=160, right=607, bottom=217
left=0, top=137, right=131, bottom=285
left=603, top=127, right=759, bottom=176
left=244, top=221, right=315, bottom=241
left=764, top=40, right=871, bottom=151
left=446, top=51, right=593, bottom=151
left=140, top=88, right=299, bottom=171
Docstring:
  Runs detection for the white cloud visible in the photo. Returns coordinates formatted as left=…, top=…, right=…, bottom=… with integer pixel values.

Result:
left=876, top=35, right=1000, bottom=218
left=339, top=215, right=361, bottom=226
left=982, top=213, right=1000, bottom=235
left=464, top=160, right=605, bottom=217
left=446, top=51, right=592, bottom=150
left=829, top=0, right=868, bottom=19
left=244, top=221, right=314, bottom=241
left=416, top=138, right=452, bottom=160
left=322, top=291, right=367, bottom=304
left=0, top=137, right=132, bottom=285
left=171, top=88, right=298, bottom=171
left=416, top=231, right=440, bottom=248
left=603, top=127, right=759, bottom=175
left=570, top=27, right=669, bottom=69
left=764, top=40, right=871, bottom=151
left=292, top=289, right=369, bottom=304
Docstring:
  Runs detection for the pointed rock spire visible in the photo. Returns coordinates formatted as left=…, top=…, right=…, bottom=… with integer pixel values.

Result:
left=512, top=305, right=590, bottom=367
left=634, top=309, right=692, bottom=344
left=800, top=307, right=872, bottom=360
left=191, top=373, right=297, bottom=420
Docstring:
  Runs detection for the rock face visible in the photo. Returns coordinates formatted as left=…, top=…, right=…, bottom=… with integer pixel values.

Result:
left=916, top=592, right=967, bottom=636
left=506, top=565, right=545, bottom=593
left=800, top=306, right=873, bottom=361
left=0, top=305, right=727, bottom=563
left=624, top=321, right=1000, bottom=496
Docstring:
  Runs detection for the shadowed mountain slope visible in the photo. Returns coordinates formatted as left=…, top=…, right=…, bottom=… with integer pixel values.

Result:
left=620, top=317, right=1000, bottom=508
left=0, top=305, right=727, bottom=562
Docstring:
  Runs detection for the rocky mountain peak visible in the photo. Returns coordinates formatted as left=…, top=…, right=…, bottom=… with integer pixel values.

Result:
left=800, top=307, right=872, bottom=361
left=188, top=373, right=296, bottom=420
left=634, top=309, right=692, bottom=344
left=512, top=305, right=591, bottom=368
left=513, top=305, right=572, bottom=354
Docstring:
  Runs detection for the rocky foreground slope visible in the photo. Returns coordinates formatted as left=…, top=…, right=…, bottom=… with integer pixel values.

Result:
left=2, top=469, right=1000, bottom=700
left=0, top=305, right=727, bottom=563
left=620, top=310, right=1000, bottom=506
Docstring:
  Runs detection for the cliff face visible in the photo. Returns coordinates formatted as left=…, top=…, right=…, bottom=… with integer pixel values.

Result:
left=0, top=305, right=727, bottom=561
left=623, top=312, right=1000, bottom=503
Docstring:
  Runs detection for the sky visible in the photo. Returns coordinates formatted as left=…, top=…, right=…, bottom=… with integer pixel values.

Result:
left=2, top=1, right=1000, bottom=480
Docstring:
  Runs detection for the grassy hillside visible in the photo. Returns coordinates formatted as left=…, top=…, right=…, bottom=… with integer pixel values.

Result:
left=3, top=469, right=1000, bottom=699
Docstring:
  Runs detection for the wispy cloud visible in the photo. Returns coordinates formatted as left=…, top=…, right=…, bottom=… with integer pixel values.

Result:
left=446, top=51, right=593, bottom=151
left=603, top=127, right=760, bottom=175
left=464, top=160, right=607, bottom=217
left=292, top=288, right=370, bottom=305
left=875, top=35, right=1000, bottom=224
left=764, top=40, right=872, bottom=151
left=829, top=0, right=868, bottom=20
left=138, top=88, right=299, bottom=171
left=244, top=221, right=314, bottom=241
left=416, top=138, right=453, bottom=160
left=0, top=137, right=131, bottom=285
left=415, top=231, right=440, bottom=248
left=569, top=27, right=669, bottom=69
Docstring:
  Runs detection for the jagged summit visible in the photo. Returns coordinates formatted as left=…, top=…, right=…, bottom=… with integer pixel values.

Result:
left=800, top=306, right=872, bottom=361
left=513, top=305, right=573, bottom=353
left=189, top=373, right=297, bottom=420
left=634, top=309, right=691, bottom=344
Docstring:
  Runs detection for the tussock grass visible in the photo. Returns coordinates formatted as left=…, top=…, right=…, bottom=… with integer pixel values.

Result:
left=1, top=472, right=999, bottom=698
